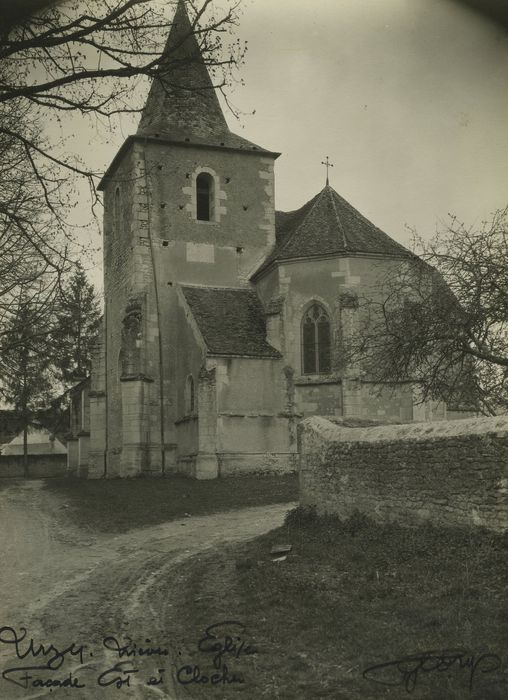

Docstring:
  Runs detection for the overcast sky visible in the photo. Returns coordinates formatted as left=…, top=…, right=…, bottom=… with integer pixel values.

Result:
left=237, top=0, right=508, bottom=238
left=65, top=0, right=508, bottom=282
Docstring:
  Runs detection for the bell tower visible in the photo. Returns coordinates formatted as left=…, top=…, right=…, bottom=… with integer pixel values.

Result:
left=91, top=0, right=280, bottom=477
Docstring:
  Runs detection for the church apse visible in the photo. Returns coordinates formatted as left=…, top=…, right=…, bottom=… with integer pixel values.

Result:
left=255, top=254, right=415, bottom=423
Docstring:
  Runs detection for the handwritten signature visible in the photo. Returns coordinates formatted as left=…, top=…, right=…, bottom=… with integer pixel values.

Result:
left=363, top=648, right=502, bottom=693
left=176, top=621, right=257, bottom=686
left=0, top=622, right=257, bottom=691
left=0, top=625, right=169, bottom=690
left=0, top=625, right=86, bottom=689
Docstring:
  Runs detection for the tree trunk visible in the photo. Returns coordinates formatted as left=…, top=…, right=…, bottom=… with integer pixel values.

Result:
left=23, top=421, right=28, bottom=478
left=22, top=361, right=29, bottom=478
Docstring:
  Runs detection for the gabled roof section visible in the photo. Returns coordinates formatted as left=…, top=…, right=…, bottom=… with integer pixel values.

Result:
left=2, top=425, right=67, bottom=456
left=252, top=185, right=412, bottom=279
left=181, top=286, right=281, bottom=359
left=136, top=0, right=274, bottom=155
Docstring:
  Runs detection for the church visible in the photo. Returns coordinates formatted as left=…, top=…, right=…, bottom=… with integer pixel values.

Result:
left=68, top=0, right=444, bottom=479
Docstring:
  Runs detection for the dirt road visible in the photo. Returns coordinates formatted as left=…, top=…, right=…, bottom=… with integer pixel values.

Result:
left=0, top=480, right=294, bottom=699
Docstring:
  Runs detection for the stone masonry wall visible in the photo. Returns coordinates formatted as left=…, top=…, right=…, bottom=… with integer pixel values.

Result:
left=255, top=256, right=416, bottom=423
left=144, top=141, right=276, bottom=287
left=299, top=415, right=508, bottom=532
left=103, top=151, right=137, bottom=475
left=0, top=454, right=67, bottom=478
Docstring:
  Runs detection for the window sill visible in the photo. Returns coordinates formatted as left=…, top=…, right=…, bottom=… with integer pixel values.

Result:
left=294, top=374, right=342, bottom=386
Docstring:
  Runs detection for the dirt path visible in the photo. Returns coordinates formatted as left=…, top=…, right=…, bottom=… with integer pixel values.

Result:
left=0, top=480, right=295, bottom=699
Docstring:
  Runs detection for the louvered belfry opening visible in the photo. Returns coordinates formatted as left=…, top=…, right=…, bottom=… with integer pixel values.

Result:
left=302, top=303, right=331, bottom=374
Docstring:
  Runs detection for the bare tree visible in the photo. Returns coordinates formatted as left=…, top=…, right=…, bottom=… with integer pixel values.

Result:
left=0, top=0, right=245, bottom=398
left=0, top=0, right=245, bottom=273
left=348, top=207, right=508, bottom=415
left=0, top=0, right=245, bottom=196
left=0, top=99, right=70, bottom=349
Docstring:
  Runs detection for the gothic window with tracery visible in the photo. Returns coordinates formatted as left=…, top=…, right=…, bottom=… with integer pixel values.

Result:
left=302, top=303, right=331, bottom=374
left=196, top=172, right=214, bottom=221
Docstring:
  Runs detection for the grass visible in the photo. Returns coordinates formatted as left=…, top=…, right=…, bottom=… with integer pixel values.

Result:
left=42, top=473, right=298, bottom=533
left=161, top=507, right=507, bottom=700
left=0, top=479, right=13, bottom=493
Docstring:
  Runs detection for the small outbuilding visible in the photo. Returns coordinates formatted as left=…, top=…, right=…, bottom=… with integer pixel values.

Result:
left=1, top=423, right=67, bottom=455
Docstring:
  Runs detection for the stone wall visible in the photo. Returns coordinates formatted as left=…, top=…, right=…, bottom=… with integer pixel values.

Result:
left=218, top=452, right=299, bottom=477
left=254, top=256, right=419, bottom=423
left=143, top=141, right=276, bottom=286
left=299, top=415, right=508, bottom=532
left=215, top=356, right=298, bottom=474
left=255, top=256, right=400, bottom=377
left=173, top=353, right=299, bottom=479
left=0, top=454, right=67, bottom=478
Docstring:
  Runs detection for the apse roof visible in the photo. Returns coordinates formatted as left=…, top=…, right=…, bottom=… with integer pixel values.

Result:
left=252, top=185, right=411, bottom=278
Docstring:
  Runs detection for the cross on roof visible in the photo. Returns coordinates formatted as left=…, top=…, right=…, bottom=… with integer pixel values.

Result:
left=321, top=156, right=334, bottom=186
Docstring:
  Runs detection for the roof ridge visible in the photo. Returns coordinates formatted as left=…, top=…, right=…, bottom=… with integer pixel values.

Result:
left=272, top=189, right=325, bottom=261
left=330, top=187, right=405, bottom=247
left=327, top=186, right=348, bottom=250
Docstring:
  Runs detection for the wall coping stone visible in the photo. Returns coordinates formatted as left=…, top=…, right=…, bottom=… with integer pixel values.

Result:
left=218, top=411, right=278, bottom=418
left=303, top=414, right=508, bottom=445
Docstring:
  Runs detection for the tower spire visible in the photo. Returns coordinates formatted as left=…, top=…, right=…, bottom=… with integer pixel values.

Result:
left=137, top=0, right=229, bottom=141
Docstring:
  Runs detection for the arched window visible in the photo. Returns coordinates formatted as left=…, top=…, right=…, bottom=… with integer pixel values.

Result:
left=185, top=375, right=195, bottom=414
left=196, top=172, right=214, bottom=221
left=302, top=303, right=331, bottom=374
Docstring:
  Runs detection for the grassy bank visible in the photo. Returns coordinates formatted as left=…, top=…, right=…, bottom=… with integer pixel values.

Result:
left=161, top=507, right=506, bottom=699
left=42, top=473, right=298, bottom=533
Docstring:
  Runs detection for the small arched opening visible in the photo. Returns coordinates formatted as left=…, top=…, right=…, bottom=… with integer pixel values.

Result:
left=196, top=172, right=214, bottom=221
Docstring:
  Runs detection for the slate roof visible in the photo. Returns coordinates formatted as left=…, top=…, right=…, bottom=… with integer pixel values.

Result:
left=181, top=286, right=281, bottom=359
left=252, top=185, right=412, bottom=279
left=137, top=0, right=275, bottom=156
